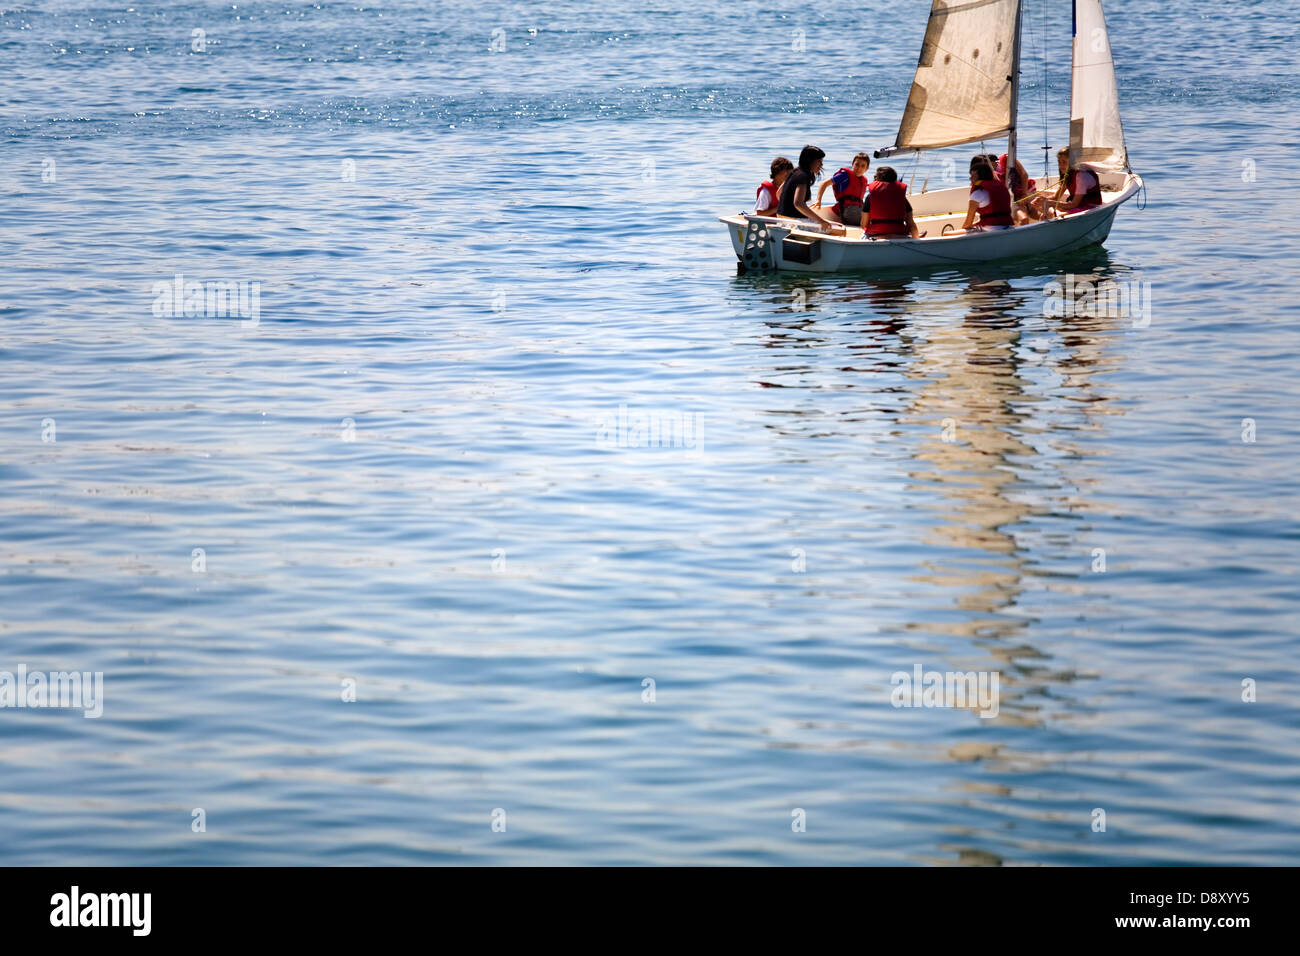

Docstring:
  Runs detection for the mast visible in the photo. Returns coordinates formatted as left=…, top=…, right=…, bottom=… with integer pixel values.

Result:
left=1007, top=0, right=1022, bottom=189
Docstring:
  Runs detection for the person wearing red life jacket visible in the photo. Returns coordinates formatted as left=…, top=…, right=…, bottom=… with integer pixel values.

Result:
left=1049, top=146, right=1104, bottom=215
left=969, top=152, right=1037, bottom=220
left=996, top=152, right=1040, bottom=221
left=862, top=166, right=920, bottom=238
left=957, top=160, right=1014, bottom=232
left=756, top=156, right=794, bottom=216
left=995, top=152, right=1036, bottom=198
left=814, top=152, right=871, bottom=227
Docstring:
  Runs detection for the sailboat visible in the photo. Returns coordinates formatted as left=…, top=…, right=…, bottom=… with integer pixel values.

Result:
left=720, top=0, right=1142, bottom=273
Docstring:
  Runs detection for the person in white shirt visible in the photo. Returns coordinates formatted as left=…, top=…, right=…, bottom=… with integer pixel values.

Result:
left=755, top=157, right=793, bottom=216
left=954, top=161, right=1014, bottom=232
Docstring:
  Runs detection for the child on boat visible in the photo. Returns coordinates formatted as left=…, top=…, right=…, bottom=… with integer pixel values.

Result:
left=777, top=145, right=846, bottom=235
left=814, top=152, right=871, bottom=227
left=755, top=156, right=794, bottom=216
left=970, top=154, right=1000, bottom=180
left=1049, top=147, right=1103, bottom=215
left=956, top=161, right=1014, bottom=232
left=996, top=153, right=1039, bottom=221
left=969, top=152, right=1038, bottom=221
left=862, top=166, right=920, bottom=239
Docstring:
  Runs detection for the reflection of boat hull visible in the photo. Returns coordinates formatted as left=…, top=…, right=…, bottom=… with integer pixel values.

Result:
left=721, top=173, right=1141, bottom=273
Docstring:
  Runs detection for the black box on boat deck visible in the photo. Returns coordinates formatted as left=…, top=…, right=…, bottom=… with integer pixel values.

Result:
left=782, top=234, right=821, bottom=264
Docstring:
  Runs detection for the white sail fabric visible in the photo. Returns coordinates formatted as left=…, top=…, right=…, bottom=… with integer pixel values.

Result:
left=882, top=0, right=1021, bottom=156
left=1071, top=0, right=1129, bottom=170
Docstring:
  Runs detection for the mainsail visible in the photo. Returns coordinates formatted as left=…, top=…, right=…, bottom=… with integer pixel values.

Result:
left=877, top=0, right=1021, bottom=158
left=1070, top=0, right=1129, bottom=170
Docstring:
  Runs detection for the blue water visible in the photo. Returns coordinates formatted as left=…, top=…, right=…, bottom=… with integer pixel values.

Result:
left=2, top=0, right=1299, bottom=865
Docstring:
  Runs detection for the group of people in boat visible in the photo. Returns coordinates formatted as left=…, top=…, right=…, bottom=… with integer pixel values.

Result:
left=754, top=144, right=1104, bottom=238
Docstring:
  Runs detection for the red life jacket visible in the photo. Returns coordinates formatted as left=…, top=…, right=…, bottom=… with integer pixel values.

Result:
left=1068, top=165, right=1103, bottom=208
left=756, top=179, right=776, bottom=210
left=865, top=180, right=909, bottom=235
left=832, top=167, right=869, bottom=213
left=973, top=179, right=1013, bottom=226
left=996, top=153, right=1035, bottom=199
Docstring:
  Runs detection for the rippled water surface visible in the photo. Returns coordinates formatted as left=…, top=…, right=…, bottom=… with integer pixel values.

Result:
left=2, top=0, right=1299, bottom=865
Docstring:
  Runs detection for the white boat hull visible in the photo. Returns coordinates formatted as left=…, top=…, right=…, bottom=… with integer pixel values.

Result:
left=721, top=173, right=1142, bottom=273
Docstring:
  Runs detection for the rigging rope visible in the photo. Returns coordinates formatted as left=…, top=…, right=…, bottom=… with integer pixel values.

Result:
left=1038, top=0, right=1051, bottom=180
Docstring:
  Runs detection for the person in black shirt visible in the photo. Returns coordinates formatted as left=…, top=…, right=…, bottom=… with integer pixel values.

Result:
left=777, top=145, right=845, bottom=235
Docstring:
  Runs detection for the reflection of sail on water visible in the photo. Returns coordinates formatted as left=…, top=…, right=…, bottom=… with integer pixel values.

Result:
left=899, top=275, right=1120, bottom=734
left=904, top=282, right=1034, bottom=619
left=1071, top=0, right=1130, bottom=170
left=891, top=272, right=1135, bottom=863
left=731, top=264, right=1135, bottom=862
left=880, top=0, right=1021, bottom=156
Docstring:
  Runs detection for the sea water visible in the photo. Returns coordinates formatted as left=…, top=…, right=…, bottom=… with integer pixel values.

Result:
left=1, top=0, right=1298, bottom=864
